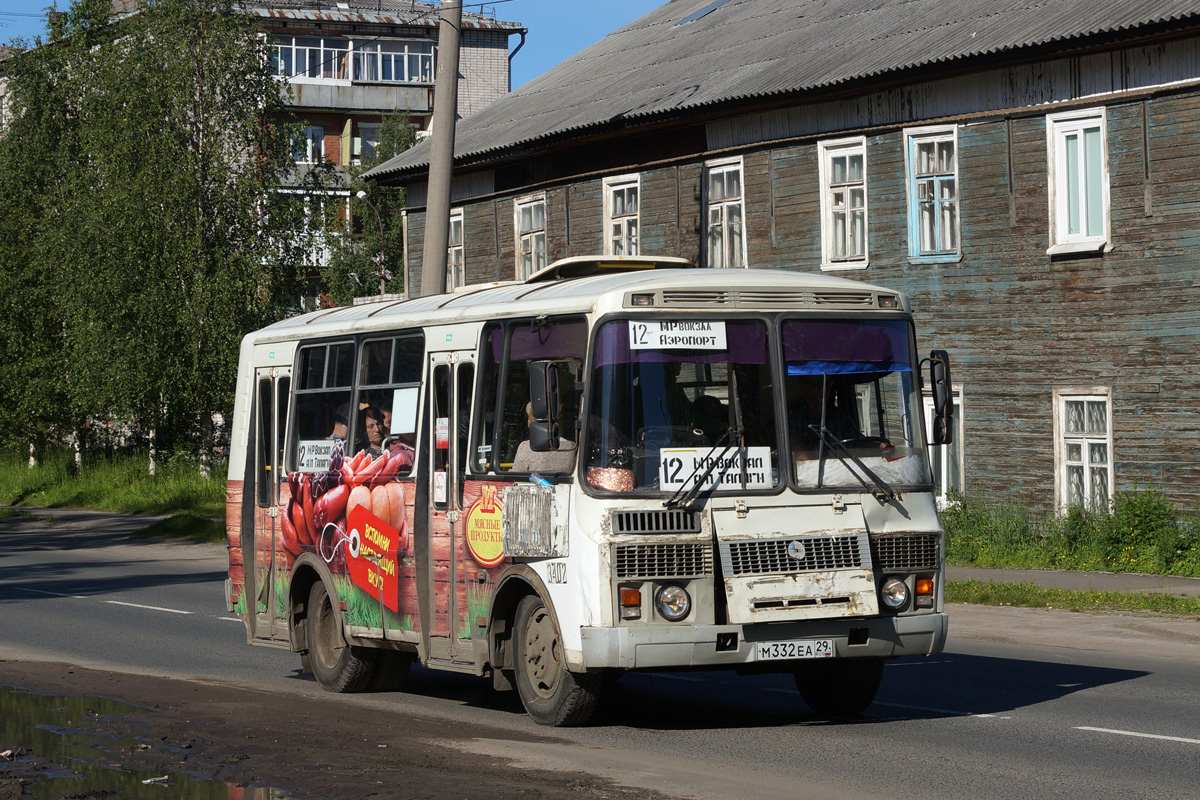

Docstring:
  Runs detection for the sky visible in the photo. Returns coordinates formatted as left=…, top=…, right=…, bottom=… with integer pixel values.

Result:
left=0, top=0, right=665, bottom=88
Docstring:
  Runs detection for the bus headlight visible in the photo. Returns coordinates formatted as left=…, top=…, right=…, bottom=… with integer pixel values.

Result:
left=880, top=576, right=909, bottom=610
left=655, top=585, right=691, bottom=622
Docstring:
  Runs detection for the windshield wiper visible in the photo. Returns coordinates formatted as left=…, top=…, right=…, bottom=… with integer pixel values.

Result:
left=808, top=423, right=897, bottom=504
left=729, top=370, right=748, bottom=490
left=664, top=428, right=736, bottom=509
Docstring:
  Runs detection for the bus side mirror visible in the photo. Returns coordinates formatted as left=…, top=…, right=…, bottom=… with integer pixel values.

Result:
left=929, top=349, right=953, bottom=446
left=529, top=360, right=560, bottom=451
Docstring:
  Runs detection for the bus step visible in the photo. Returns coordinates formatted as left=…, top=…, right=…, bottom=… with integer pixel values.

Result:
left=423, top=658, right=483, bottom=676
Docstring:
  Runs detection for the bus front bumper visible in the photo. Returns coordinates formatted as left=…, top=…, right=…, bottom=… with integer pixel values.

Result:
left=578, top=612, right=947, bottom=670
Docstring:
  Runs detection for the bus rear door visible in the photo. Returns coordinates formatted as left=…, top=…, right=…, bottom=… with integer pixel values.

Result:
left=249, top=363, right=291, bottom=643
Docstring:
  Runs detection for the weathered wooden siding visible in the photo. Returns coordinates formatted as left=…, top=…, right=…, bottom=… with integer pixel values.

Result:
left=400, top=90, right=1200, bottom=512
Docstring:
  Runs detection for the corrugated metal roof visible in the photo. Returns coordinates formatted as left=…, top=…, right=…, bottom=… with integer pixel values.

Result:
left=246, top=0, right=523, bottom=31
left=365, top=0, right=1200, bottom=181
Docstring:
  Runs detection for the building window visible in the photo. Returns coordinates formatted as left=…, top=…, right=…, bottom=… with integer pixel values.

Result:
left=819, top=137, right=868, bottom=269
left=446, top=209, right=464, bottom=292
left=514, top=195, right=546, bottom=280
left=353, top=40, right=435, bottom=84
left=905, top=127, right=959, bottom=261
left=356, top=123, right=380, bottom=165
left=604, top=175, right=640, bottom=256
left=923, top=388, right=963, bottom=508
left=1055, top=389, right=1113, bottom=511
left=270, top=37, right=349, bottom=81
left=1047, top=108, right=1109, bottom=255
left=294, top=126, right=324, bottom=164
left=705, top=157, right=746, bottom=268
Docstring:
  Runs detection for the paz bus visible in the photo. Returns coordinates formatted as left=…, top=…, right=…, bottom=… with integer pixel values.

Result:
left=225, top=256, right=954, bottom=726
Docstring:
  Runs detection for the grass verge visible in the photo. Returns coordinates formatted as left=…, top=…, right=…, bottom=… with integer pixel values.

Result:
left=947, top=579, right=1200, bottom=618
left=1, top=449, right=226, bottom=544
left=0, top=449, right=224, bottom=517
left=943, top=488, right=1200, bottom=577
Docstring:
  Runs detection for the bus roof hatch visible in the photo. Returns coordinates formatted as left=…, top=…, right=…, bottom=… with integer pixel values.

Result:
left=525, top=255, right=694, bottom=284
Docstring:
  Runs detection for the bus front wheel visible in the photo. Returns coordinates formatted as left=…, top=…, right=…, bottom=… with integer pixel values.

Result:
left=307, top=581, right=376, bottom=693
left=794, top=656, right=884, bottom=717
left=513, top=594, right=601, bottom=726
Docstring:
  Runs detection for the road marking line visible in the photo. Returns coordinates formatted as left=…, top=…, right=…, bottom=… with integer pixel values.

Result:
left=104, top=600, right=192, bottom=615
left=11, top=587, right=87, bottom=599
left=874, top=701, right=1011, bottom=719
left=1076, top=726, right=1200, bottom=745
left=216, top=616, right=244, bottom=622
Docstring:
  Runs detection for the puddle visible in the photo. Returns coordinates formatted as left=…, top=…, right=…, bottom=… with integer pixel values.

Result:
left=0, top=685, right=291, bottom=799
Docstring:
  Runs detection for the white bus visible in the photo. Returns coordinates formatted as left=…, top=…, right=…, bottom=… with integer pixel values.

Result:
left=225, top=256, right=954, bottom=726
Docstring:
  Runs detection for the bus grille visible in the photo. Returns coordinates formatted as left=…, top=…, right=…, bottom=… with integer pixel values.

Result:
left=870, top=533, right=941, bottom=572
left=615, top=542, right=713, bottom=579
left=611, top=509, right=701, bottom=534
left=720, top=535, right=865, bottom=576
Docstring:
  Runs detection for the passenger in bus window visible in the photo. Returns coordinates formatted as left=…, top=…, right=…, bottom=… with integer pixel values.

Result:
left=362, top=406, right=387, bottom=457
left=330, top=403, right=351, bottom=441
left=511, top=402, right=576, bottom=474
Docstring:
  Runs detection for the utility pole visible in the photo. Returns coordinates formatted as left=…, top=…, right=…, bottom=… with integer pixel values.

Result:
left=419, top=0, right=462, bottom=298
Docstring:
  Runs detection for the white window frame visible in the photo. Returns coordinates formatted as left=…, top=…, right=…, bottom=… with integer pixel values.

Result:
left=355, top=123, right=380, bottom=165
left=922, top=386, right=964, bottom=509
left=703, top=156, right=748, bottom=269
left=270, top=36, right=351, bottom=84
left=1053, top=387, right=1114, bottom=512
left=818, top=136, right=869, bottom=270
left=1046, top=108, right=1110, bottom=256
left=446, top=208, right=464, bottom=292
left=603, top=174, right=640, bottom=257
left=295, top=126, right=324, bottom=164
left=351, top=39, right=436, bottom=85
left=514, top=194, right=547, bottom=280
left=904, top=125, right=961, bottom=263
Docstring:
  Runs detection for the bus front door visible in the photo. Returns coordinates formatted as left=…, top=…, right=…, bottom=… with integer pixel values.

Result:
left=249, top=365, right=291, bottom=642
left=424, top=351, right=476, bottom=663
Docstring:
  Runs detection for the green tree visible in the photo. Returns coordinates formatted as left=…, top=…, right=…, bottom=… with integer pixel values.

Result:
left=321, top=113, right=415, bottom=307
left=0, top=0, right=315, bottom=468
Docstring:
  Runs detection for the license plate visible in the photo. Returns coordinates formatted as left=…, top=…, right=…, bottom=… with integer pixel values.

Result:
left=754, top=639, right=835, bottom=661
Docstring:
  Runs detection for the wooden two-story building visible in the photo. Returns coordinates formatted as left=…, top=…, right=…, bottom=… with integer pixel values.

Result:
left=367, top=0, right=1200, bottom=514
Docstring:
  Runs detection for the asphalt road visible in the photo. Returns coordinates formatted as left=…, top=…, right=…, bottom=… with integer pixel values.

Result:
left=3, top=508, right=1200, bottom=800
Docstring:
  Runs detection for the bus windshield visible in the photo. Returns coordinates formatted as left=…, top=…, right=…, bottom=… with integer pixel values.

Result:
left=586, top=318, right=779, bottom=494
left=584, top=316, right=930, bottom=495
left=781, top=318, right=928, bottom=491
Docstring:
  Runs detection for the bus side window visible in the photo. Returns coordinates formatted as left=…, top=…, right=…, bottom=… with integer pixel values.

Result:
left=255, top=377, right=274, bottom=507
left=431, top=365, right=451, bottom=508
left=355, top=333, right=423, bottom=473
left=290, top=342, right=354, bottom=471
left=472, top=323, right=502, bottom=473
left=497, top=317, right=587, bottom=474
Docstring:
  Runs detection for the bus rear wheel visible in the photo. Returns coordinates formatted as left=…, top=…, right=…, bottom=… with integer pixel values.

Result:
left=794, top=656, right=884, bottom=717
left=307, top=581, right=377, bottom=693
left=513, top=594, right=601, bottom=727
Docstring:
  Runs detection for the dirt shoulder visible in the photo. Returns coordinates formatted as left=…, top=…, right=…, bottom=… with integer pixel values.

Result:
left=0, top=660, right=665, bottom=800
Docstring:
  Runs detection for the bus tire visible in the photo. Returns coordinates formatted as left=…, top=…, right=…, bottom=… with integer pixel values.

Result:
left=307, top=581, right=376, bottom=693
left=794, top=656, right=884, bottom=718
left=513, top=594, right=601, bottom=727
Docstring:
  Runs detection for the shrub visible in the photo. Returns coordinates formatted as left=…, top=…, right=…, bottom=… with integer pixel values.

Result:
left=942, top=486, right=1196, bottom=576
